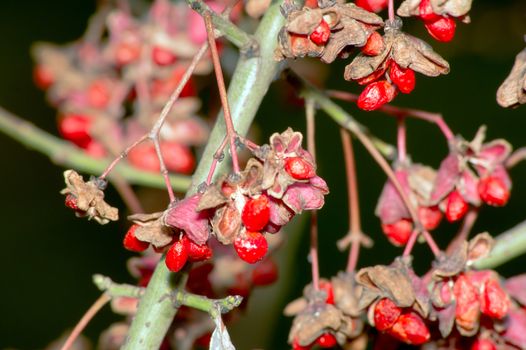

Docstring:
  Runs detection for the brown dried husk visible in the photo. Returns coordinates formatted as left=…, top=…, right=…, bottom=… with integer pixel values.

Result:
left=128, top=212, right=174, bottom=248
left=497, top=48, right=526, bottom=108
left=397, top=0, right=473, bottom=18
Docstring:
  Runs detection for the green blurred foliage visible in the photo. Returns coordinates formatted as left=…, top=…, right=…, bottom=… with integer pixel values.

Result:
left=0, top=1, right=525, bottom=349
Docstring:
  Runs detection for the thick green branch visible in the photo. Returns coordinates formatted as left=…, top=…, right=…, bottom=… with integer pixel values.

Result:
left=185, top=0, right=258, bottom=54
left=474, top=220, right=526, bottom=270
left=0, top=107, right=191, bottom=190
left=123, top=2, right=286, bottom=348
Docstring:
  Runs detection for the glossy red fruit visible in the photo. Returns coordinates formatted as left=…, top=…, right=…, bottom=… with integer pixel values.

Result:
left=87, top=80, right=111, bottom=109
left=65, top=194, right=79, bottom=210
left=128, top=143, right=160, bottom=172
left=115, top=40, right=141, bottom=66
left=381, top=219, right=413, bottom=246
left=123, top=224, right=150, bottom=252
left=389, top=312, right=430, bottom=345
left=418, top=0, right=441, bottom=22
left=478, top=176, right=510, bottom=207
left=234, top=231, right=268, bottom=264
left=424, top=16, right=456, bottom=43
left=161, top=142, right=195, bottom=174
left=33, top=65, right=54, bottom=89
left=374, top=298, right=402, bottom=331
left=357, top=80, right=397, bottom=111
left=453, top=274, right=480, bottom=331
left=355, top=0, right=389, bottom=13
left=418, top=205, right=443, bottom=231
left=362, top=31, right=384, bottom=56
left=292, top=338, right=310, bottom=350
left=166, top=240, right=189, bottom=272
left=284, top=157, right=316, bottom=180
left=319, top=280, right=335, bottom=304
left=389, top=62, right=416, bottom=94
left=316, top=333, right=337, bottom=348
left=304, top=0, right=319, bottom=8
left=480, top=279, right=510, bottom=319
left=242, top=195, right=271, bottom=232
left=182, top=236, right=213, bottom=262
left=152, top=45, right=177, bottom=66
left=471, top=339, right=497, bottom=350
left=445, top=190, right=469, bottom=222
left=58, top=114, right=92, bottom=148
left=309, top=20, right=331, bottom=46
left=252, top=259, right=278, bottom=286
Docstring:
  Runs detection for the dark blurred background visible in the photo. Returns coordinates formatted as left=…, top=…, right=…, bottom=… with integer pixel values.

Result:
left=0, top=1, right=526, bottom=349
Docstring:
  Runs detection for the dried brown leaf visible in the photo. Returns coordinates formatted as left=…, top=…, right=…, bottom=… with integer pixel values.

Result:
left=497, top=48, right=526, bottom=108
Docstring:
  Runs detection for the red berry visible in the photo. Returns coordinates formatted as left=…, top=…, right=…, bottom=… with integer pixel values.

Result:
left=284, top=157, right=316, bottom=180
left=292, top=338, right=310, bottom=350
left=251, top=259, right=278, bottom=286
left=361, top=31, right=384, bottom=56
left=84, top=140, right=107, bottom=158
left=453, top=274, right=480, bottom=331
left=234, top=231, right=268, bottom=264
left=389, top=312, right=430, bottom=345
left=355, top=0, right=388, bottom=13
left=304, top=0, right=319, bottom=8
left=309, top=20, right=331, bottom=46
left=418, top=205, right=443, bottom=231
left=161, top=142, right=195, bottom=174
left=152, top=45, right=177, bottom=66
left=319, top=280, right=335, bottom=304
left=33, top=65, right=54, bottom=89
left=480, top=279, right=509, bottom=319
left=58, top=114, right=92, bottom=148
left=389, top=61, right=416, bottom=94
left=374, top=298, right=402, bottom=331
left=478, top=176, right=510, bottom=207
left=123, top=224, right=150, bottom=252
left=183, top=236, right=213, bottom=262
left=87, top=80, right=111, bottom=109
left=128, top=143, right=160, bottom=172
left=115, top=40, right=141, bottom=66
left=357, top=80, right=397, bottom=111
left=381, top=219, right=413, bottom=246
left=242, top=195, right=271, bottom=232
left=471, top=339, right=497, bottom=350
left=424, top=16, right=456, bottom=43
left=165, top=240, right=189, bottom=272
left=445, top=190, right=469, bottom=222
left=418, top=0, right=441, bottom=22
left=315, top=333, right=337, bottom=348
left=65, top=194, right=79, bottom=210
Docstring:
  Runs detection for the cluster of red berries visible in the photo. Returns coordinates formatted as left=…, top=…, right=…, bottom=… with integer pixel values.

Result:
left=373, top=298, right=430, bottom=345
left=415, top=0, right=457, bottom=42
left=33, top=0, right=229, bottom=174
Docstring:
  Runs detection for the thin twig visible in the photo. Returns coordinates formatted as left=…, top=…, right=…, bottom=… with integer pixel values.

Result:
left=327, top=90, right=455, bottom=141
left=60, top=294, right=111, bottom=350
left=446, top=208, right=479, bottom=255
left=397, top=117, right=407, bottom=163
left=340, top=128, right=365, bottom=273
left=506, top=147, right=526, bottom=169
left=204, top=12, right=241, bottom=174
left=306, top=98, right=320, bottom=290
left=206, top=135, right=229, bottom=185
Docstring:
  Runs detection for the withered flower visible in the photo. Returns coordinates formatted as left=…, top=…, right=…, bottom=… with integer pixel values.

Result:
left=497, top=48, right=526, bottom=108
left=128, top=212, right=174, bottom=248
left=276, top=3, right=383, bottom=63
left=61, top=170, right=118, bottom=224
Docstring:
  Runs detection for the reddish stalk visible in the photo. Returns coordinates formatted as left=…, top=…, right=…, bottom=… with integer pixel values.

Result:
left=206, top=135, right=229, bottom=185
left=388, top=0, right=395, bottom=22
left=397, top=117, right=407, bottom=163
left=306, top=98, right=320, bottom=290
left=446, top=208, right=479, bottom=255
left=99, top=135, right=149, bottom=179
left=351, top=122, right=441, bottom=257
left=327, top=90, right=455, bottom=141
left=506, top=146, right=526, bottom=169
left=204, top=12, right=241, bottom=174
left=60, top=294, right=111, bottom=350
left=340, top=128, right=364, bottom=273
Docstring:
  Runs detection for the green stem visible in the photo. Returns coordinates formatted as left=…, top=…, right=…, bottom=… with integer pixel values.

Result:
left=474, top=220, right=526, bottom=270
left=0, top=107, right=191, bottom=191
left=185, top=0, right=258, bottom=54
left=123, top=2, right=285, bottom=348
left=93, top=274, right=242, bottom=315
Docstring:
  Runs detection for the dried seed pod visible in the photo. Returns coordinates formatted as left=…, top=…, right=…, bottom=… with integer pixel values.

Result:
left=497, top=48, right=526, bottom=108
